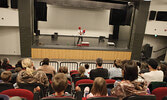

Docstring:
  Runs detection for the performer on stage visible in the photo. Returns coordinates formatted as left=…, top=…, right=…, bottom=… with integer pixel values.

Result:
left=77, top=27, right=85, bottom=44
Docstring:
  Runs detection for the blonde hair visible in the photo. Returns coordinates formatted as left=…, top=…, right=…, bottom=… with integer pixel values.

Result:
left=79, top=66, right=85, bottom=77
left=21, top=58, right=34, bottom=75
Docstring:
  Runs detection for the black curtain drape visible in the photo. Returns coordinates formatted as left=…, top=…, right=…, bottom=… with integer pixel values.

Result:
left=0, top=0, right=8, bottom=8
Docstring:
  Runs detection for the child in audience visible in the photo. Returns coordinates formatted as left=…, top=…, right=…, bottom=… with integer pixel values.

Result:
left=50, top=73, right=72, bottom=96
left=84, top=64, right=90, bottom=77
left=78, top=66, right=87, bottom=78
left=86, top=77, right=108, bottom=98
left=1, top=71, right=12, bottom=83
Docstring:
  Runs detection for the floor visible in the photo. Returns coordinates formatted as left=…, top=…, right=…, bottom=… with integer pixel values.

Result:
left=32, top=35, right=129, bottom=51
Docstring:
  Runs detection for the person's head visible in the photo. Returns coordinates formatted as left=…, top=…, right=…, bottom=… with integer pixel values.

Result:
left=114, top=59, right=122, bottom=68
left=42, top=58, right=49, bottom=65
left=91, top=77, right=107, bottom=96
left=159, top=64, right=167, bottom=76
left=96, top=58, right=103, bottom=67
left=85, top=64, right=89, bottom=69
left=15, top=59, right=23, bottom=68
left=2, top=58, right=9, bottom=64
left=51, top=73, right=68, bottom=93
left=122, top=60, right=138, bottom=81
left=1, top=71, right=12, bottom=82
left=62, top=66, right=68, bottom=74
left=79, top=66, right=85, bottom=77
left=146, top=59, right=158, bottom=70
left=22, top=58, right=33, bottom=69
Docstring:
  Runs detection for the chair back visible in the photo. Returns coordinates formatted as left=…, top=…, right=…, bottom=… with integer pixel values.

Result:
left=76, top=79, right=93, bottom=97
left=71, top=72, right=80, bottom=82
left=70, top=70, right=78, bottom=75
left=105, top=79, right=116, bottom=89
left=148, top=82, right=167, bottom=92
left=87, top=96, right=119, bottom=100
left=152, top=87, right=167, bottom=100
left=123, top=95, right=156, bottom=100
left=65, top=80, right=72, bottom=94
left=0, top=94, right=9, bottom=100
left=0, top=83, right=14, bottom=92
left=18, top=83, right=45, bottom=97
left=0, top=89, right=34, bottom=100
left=74, top=77, right=89, bottom=86
left=42, top=96, right=75, bottom=100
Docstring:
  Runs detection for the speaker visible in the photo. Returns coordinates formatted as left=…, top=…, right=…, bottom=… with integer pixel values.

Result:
left=108, top=34, right=113, bottom=42
left=35, top=2, right=47, bottom=21
left=149, top=11, right=156, bottom=20
left=109, top=5, right=133, bottom=25
left=11, top=0, right=18, bottom=9
left=0, top=0, right=8, bottom=8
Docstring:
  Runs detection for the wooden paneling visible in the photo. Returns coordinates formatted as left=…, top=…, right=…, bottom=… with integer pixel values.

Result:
left=32, top=48, right=131, bottom=60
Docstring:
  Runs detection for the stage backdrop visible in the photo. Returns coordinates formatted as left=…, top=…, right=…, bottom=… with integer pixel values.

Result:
left=38, top=4, right=113, bottom=38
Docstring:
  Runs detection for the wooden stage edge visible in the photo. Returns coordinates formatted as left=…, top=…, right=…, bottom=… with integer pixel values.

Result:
left=31, top=48, right=132, bottom=60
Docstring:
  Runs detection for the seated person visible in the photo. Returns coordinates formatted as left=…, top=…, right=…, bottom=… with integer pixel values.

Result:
left=17, top=58, right=49, bottom=88
left=111, top=60, right=147, bottom=100
left=108, top=59, right=122, bottom=79
left=78, top=66, right=87, bottom=78
left=141, top=59, right=164, bottom=84
left=38, top=58, right=56, bottom=77
left=1, top=71, right=12, bottom=83
left=58, top=66, right=71, bottom=81
left=87, top=77, right=108, bottom=98
left=1, top=58, right=14, bottom=70
left=90, top=58, right=108, bottom=80
left=50, top=73, right=71, bottom=96
left=84, top=64, right=90, bottom=77
left=158, top=63, right=167, bottom=82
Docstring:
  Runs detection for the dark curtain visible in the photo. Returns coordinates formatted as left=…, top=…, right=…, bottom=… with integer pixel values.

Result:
left=35, top=2, right=47, bottom=21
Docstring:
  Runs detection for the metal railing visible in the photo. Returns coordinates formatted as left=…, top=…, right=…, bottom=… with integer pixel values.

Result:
left=39, top=61, right=59, bottom=72
left=60, top=62, right=78, bottom=72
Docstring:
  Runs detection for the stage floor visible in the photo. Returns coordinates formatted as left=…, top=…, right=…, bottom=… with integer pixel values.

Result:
left=32, top=35, right=130, bottom=51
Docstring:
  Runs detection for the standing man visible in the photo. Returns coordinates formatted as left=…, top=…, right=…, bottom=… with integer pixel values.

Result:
left=77, top=27, right=84, bottom=44
left=90, top=58, right=109, bottom=80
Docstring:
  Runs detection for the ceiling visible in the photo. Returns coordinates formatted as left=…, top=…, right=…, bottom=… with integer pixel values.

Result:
left=36, top=0, right=137, bottom=10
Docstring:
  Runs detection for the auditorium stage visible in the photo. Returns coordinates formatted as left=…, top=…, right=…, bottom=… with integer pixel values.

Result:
left=31, top=35, right=132, bottom=60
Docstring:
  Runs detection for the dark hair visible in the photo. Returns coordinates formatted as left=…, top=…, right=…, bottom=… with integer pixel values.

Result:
left=91, top=77, right=107, bottom=96
left=114, top=59, right=122, bottom=68
left=146, top=59, right=158, bottom=69
left=159, top=64, right=167, bottom=77
left=15, top=59, right=23, bottom=68
left=123, top=60, right=138, bottom=81
left=96, top=58, right=103, bottom=67
left=85, top=64, right=89, bottom=69
left=2, top=58, right=9, bottom=65
left=42, top=58, right=49, bottom=65
left=51, top=73, right=68, bottom=93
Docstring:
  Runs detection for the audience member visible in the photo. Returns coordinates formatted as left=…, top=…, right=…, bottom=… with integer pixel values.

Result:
left=58, top=66, right=71, bottom=81
left=87, top=77, right=108, bottom=98
left=139, top=62, right=149, bottom=74
left=17, top=58, right=49, bottom=88
left=2, top=58, right=14, bottom=70
left=111, top=60, right=147, bottom=100
left=0, top=59, right=2, bottom=69
left=15, top=59, right=23, bottom=69
left=1, top=71, right=12, bottom=83
left=141, top=59, right=164, bottom=84
left=84, top=64, right=90, bottom=77
left=38, top=58, right=56, bottom=76
left=78, top=66, right=87, bottom=78
left=50, top=73, right=71, bottom=96
left=158, top=64, right=167, bottom=82
left=108, top=59, right=122, bottom=79
left=90, top=58, right=108, bottom=80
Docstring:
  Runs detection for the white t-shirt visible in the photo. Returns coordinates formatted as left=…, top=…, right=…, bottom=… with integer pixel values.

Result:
left=142, top=70, right=164, bottom=84
left=78, top=30, right=83, bottom=36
